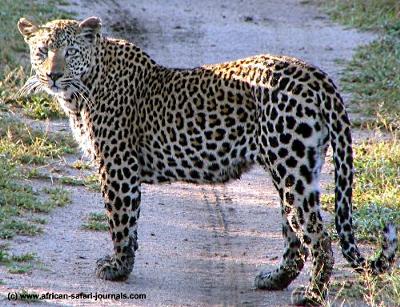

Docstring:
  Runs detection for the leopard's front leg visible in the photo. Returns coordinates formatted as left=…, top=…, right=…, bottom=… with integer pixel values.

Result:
left=95, top=158, right=141, bottom=281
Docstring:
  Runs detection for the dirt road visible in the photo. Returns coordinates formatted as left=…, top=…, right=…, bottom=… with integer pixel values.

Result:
left=0, top=0, right=375, bottom=306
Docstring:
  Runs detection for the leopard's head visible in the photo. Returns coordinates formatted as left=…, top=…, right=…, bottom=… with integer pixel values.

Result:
left=18, top=16, right=101, bottom=100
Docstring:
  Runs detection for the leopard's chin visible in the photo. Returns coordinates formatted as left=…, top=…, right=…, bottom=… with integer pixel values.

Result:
left=57, top=90, right=73, bottom=100
left=44, top=86, right=73, bottom=100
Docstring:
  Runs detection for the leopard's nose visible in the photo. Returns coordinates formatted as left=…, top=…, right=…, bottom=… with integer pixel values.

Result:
left=47, top=72, right=63, bottom=82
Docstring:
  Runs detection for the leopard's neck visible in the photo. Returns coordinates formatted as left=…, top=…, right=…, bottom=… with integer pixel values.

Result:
left=64, top=36, right=160, bottom=161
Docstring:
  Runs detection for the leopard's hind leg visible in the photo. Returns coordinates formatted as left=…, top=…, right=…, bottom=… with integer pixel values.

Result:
left=255, top=116, right=333, bottom=304
left=255, top=203, right=308, bottom=290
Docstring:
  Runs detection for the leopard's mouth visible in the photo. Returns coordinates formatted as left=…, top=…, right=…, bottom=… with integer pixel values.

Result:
left=50, top=85, right=61, bottom=92
left=45, top=83, right=63, bottom=94
left=44, top=84, right=73, bottom=100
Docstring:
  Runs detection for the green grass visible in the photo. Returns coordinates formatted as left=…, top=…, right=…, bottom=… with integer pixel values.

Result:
left=83, top=212, right=108, bottom=231
left=353, top=139, right=400, bottom=210
left=321, top=0, right=400, bottom=129
left=322, top=0, right=400, bottom=31
left=59, top=176, right=85, bottom=186
left=7, top=264, right=33, bottom=274
left=0, top=158, right=43, bottom=239
left=330, top=269, right=400, bottom=306
left=0, top=0, right=76, bottom=278
left=24, top=168, right=51, bottom=180
left=351, top=138, right=400, bottom=242
left=0, top=158, right=72, bottom=239
left=0, top=250, right=37, bottom=274
left=43, top=187, right=71, bottom=207
left=342, top=36, right=400, bottom=129
left=31, top=217, right=47, bottom=225
left=83, top=174, right=101, bottom=191
left=0, top=112, right=76, bottom=164
left=322, top=137, right=400, bottom=241
left=0, top=120, right=72, bottom=239
left=57, top=174, right=100, bottom=191
left=10, top=252, right=36, bottom=262
left=0, top=220, right=43, bottom=239
left=16, top=94, right=66, bottom=120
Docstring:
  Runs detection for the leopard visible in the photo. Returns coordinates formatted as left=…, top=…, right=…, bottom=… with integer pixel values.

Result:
left=18, top=16, right=397, bottom=305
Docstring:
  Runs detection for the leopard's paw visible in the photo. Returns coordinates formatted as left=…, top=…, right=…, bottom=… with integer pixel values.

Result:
left=254, top=268, right=287, bottom=290
left=95, top=254, right=134, bottom=281
left=291, top=286, right=326, bottom=306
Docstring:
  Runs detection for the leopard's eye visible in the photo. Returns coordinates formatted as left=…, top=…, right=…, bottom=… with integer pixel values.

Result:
left=65, top=47, right=79, bottom=57
left=37, top=46, right=48, bottom=58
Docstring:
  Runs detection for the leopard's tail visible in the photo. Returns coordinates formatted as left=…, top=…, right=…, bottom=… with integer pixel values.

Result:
left=320, top=80, right=397, bottom=274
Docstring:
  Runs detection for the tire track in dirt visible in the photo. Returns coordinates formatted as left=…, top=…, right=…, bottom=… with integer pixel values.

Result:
left=202, top=188, right=240, bottom=305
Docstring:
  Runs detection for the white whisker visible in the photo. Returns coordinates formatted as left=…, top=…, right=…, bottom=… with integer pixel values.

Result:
left=68, top=80, right=95, bottom=109
left=16, top=75, right=42, bottom=99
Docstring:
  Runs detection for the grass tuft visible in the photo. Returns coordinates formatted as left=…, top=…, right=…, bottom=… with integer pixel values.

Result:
left=83, top=174, right=101, bottom=191
left=59, top=176, right=85, bottom=186
left=58, top=174, right=100, bottom=191
left=43, top=187, right=71, bottom=207
left=10, top=252, right=36, bottom=262
left=0, top=220, right=42, bottom=239
left=0, top=251, right=37, bottom=275
left=83, top=212, right=108, bottom=231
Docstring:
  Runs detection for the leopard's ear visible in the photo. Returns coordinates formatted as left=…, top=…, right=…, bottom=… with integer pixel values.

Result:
left=18, top=18, right=38, bottom=39
left=78, top=16, right=101, bottom=43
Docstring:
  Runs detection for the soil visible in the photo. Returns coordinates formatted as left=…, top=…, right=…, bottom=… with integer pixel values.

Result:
left=0, top=0, right=377, bottom=306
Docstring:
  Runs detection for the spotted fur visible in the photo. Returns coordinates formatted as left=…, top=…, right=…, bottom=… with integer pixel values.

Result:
left=18, top=17, right=397, bottom=304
